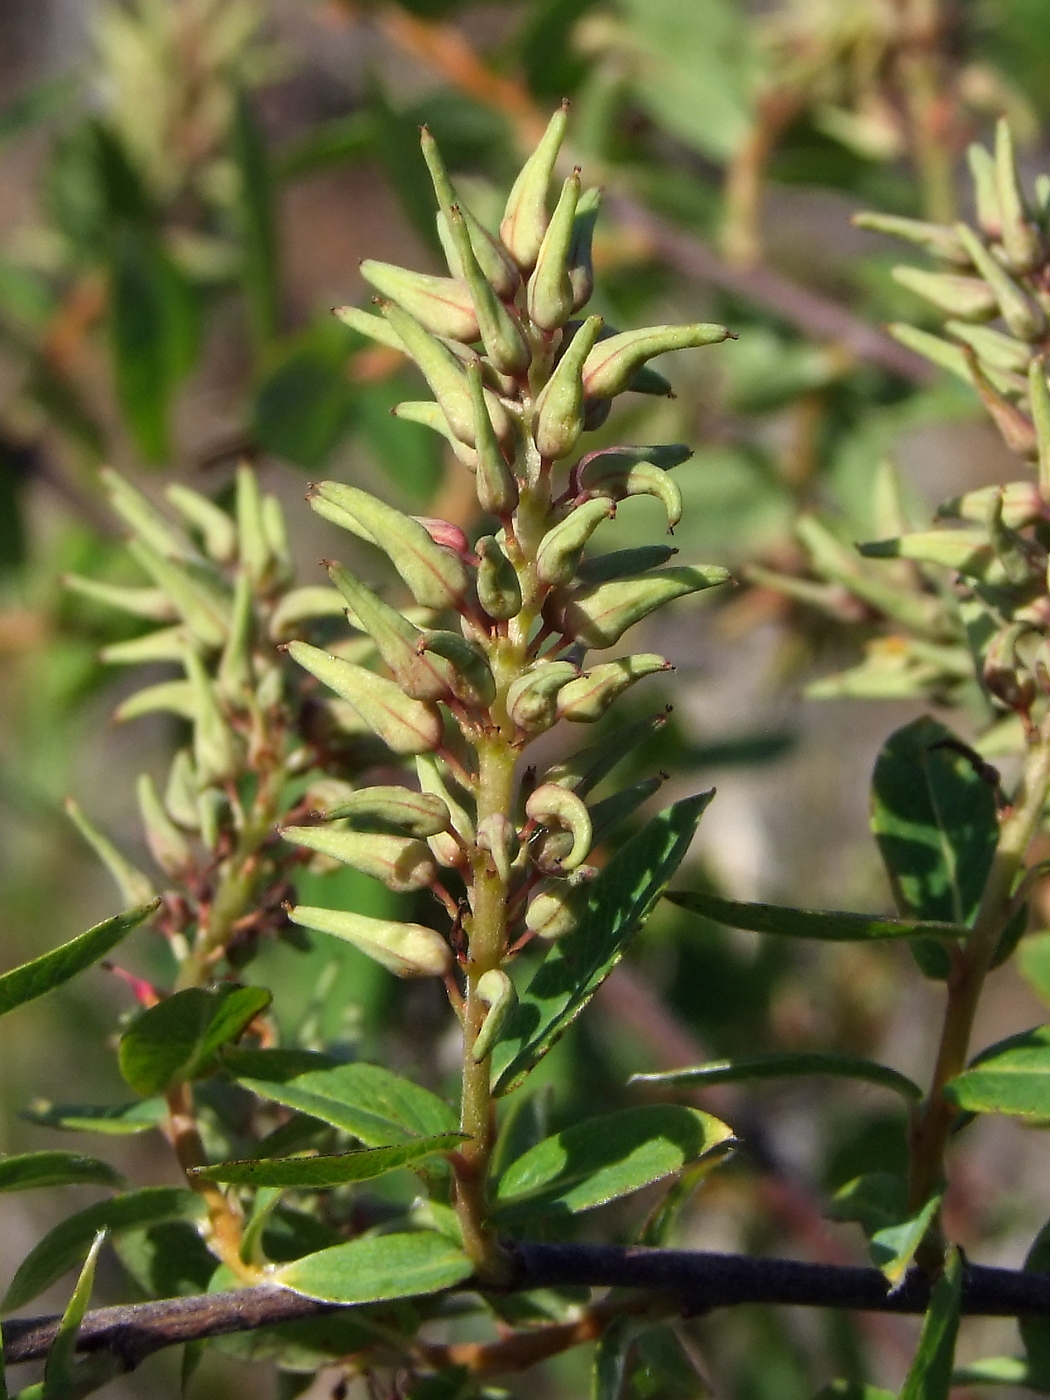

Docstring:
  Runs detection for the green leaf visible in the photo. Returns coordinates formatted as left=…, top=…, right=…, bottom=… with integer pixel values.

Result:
left=0, top=1152, right=124, bottom=1192
left=494, top=1105, right=733, bottom=1220
left=42, top=1229, right=105, bottom=1398
left=945, top=1024, right=1050, bottom=1117
left=631, top=1052, right=922, bottom=1101
left=232, top=87, right=279, bottom=349
left=2, top=1187, right=202, bottom=1311
left=593, top=1314, right=634, bottom=1400
left=113, top=1220, right=217, bottom=1298
left=22, top=1098, right=167, bottom=1135
left=869, top=1193, right=942, bottom=1287
left=665, top=890, right=964, bottom=944
left=871, top=716, right=1001, bottom=979
left=0, top=901, right=157, bottom=1020
left=356, top=373, right=444, bottom=507
left=1020, top=932, right=1050, bottom=1007
left=273, top=1230, right=472, bottom=1304
left=119, top=985, right=272, bottom=1096
left=1021, top=1217, right=1050, bottom=1387
left=828, top=1173, right=909, bottom=1237
left=491, top=793, right=715, bottom=1095
left=253, top=321, right=357, bottom=469
left=193, top=1134, right=466, bottom=1187
left=898, top=1246, right=963, bottom=1400
left=235, top=1061, right=456, bottom=1146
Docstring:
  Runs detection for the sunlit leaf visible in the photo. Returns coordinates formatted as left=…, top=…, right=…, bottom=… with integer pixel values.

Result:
left=193, top=1134, right=465, bottom=1187
left=273, top=1231, right=472, bottom=1304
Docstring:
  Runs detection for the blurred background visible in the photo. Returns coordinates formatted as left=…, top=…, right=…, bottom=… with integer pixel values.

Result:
left=3, top=1, right=1050, bottom=1396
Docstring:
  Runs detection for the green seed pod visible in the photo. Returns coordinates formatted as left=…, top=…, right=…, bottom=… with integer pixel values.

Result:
left=995, top=119, right=1042, bottom=273
left=100, top=626, right=192, bottom=665
left=164, top=749, right=200, bottom=830
left=472, top=968, right=516, bottom=1062
left=467, top=363, right=519, bottom=516
left=216, top=570, right=254, bottom=703
left=268, top=586, right=349, bottom=640
left=334, top=304, right=407, bottom=353
left=136, top=773, right=193, bottom=877
left=475, top=813, right=519, bottom=884
left=576, top=546, right=678, bottom=586
left=185, top=650, right=239, bottom=785
left=288, top=905, right=452, bottom=977
left=578, top=455, right=684, bottom=529
left=288, top=640, right=444, bottom=754
left=944, top=321, right=1030, bottom=375
left=533, top=314, right=603, bottom=460
left=282, top=825, right=437, bottom=894
left=64, top=575, right=178, bottom=621
left=500, top=100, right=570, bottom=272
left=524, top=871, right=592, bottom=941
left=263, top=494, right=293, bottom=587
left=851, top=211, right=969, bottom=265
left=968, top=142, right=1002, bottom=238
left=526, top=782, right=592, bottom=870
left=1030, top=358, right=1050, bottom=497
left=100, top=468, right=200, bottom=564
left=545, top=710, right=669, bottom=794
left=940, top=480, right=1043, bottom=530
left=955, top=223, right=1046, bottom=341
left=891, top=267, right=998, bottom=320
left=361, top=259, right=480, bottom=343
left=556, top=654, right=671, bottom=722
left=476, top=535, right=523, bottom=621
left=235, top=464, right=270, bottom=586
left=115, top=679, right=197, bottom=723
left=393, top=401, right=478, bottom=469
left=418, top=629, right=496, bottom=708
left=547, top=565, right=730, bottom=649
left=310, top=482, right=468, bottom=611
left=420, top=125, right=520, bottom=299
left=323, top=785, right=452, bottom=839
left=447, top=207, right=530, bottom=374
left=127, top=541, right=229, bottom=648
left=568, top=185, right=602, bottom=312
left=165, top=483, right=236, bottom=563
left=506, top=659, right=579, bottom=734
left=535, top=497, right=615, bottom=586
left=327, top=562, right=450, bottom=702
left=527, top=169, right=581, bottom=332
left=581, top=322, right=731, bottom=400
left=858, top=530, right=999, bottom=581
left=65, top=797, right=156, bottom=907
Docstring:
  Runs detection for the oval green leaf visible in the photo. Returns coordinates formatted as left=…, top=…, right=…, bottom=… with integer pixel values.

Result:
left=192, top=1133, right=466, bottom=1188
left=945, top=1024, right=1050, bottom=1117
left=119, top=985, right=272, bottom=1097
left=273, top=1230, right=472, bottom=1304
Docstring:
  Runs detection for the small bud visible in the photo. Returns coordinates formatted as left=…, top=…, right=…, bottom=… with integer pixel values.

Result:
left=65, top=575, right=177, bottom=621
left=360, top=259, right=480, bottom=343
left=528, top=170, right=581, bottom=332
left=968, top=142, right=1002, bottom=238
left=500, top=100, right=570, bottom=271
left=185, top=650, right=239, bottom=785
left=416, top=754, right=475, bottom=842
left=447, top=207, right=530, bottom=374
left=310, top=482, right=468, bottom=611
left=533, top=314, right=603, bottom=459
left=418, top=629, right=496, bottom=708
left=100, top=468, right=200, bottom=564
left=467, top=362, right=519, bottom=516
left=891, top=266, right=998, bottom=320
left=289, top=904, right=452, bottom=977
left=506, top=659, right=579, bottom=734
left=995, top=119, right=1042, bottom=273
left=535, top=497, right=615, bottom=586
left=326, top=562, right=450, bottom=701
left=851, top=211, right=969, bottom=265
left=476, top=535, right=523, bottom=620
left=282, top=825, right=437, bottom=894
left=556, top=654, right=671, bottom=722
left=288, top=640, right=444, bottom=754
left=127, top=540, right=229, bottom=649
left=568, top=185, right=602, bottom=311
left=420, top=125, right=520, bottom=299
left=262, top=495, right=292, bottom=585
left=547, top=565, right=731, bottom=650
left=165, top=483, right=237, bottom=563
left=164, top=749, right=201, bottom=830
left=101, top=626, right=192, bottom=666
left=471, top=968, right=516, bottom=1062
left=323, top=785, right=452, bottom=839
left=525, top=782, right=592, bottom=870
left=414, top=516, right=472, bottom=557
left=216, top=570, right=254, bottom=703
left=577, top=453, right=684, bottom=529
left=545, top=711, right=669, bottom=794
left=393, top=401, right=479, bottom=469
left=115, top=680, right=196, bottom=724
left=136, top=774, right=194, bottom=877
left=475, top=814, right=519, bottom=885
left=576, top=546, right=678, bottom=586
left=524, top=871, right=592, bottom=941
left=955, top=223, right=1046, bottom=341
left=65, top=798, right=156, bottom=907
left=582, top=322, right=731, bottom=400
left=940, top=480, right=1043, bottom=530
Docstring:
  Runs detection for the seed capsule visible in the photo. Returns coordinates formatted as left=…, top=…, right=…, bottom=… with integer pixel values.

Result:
left=65, top=575, right=178, bottom=621
left=268, top=586, right=349, bottom=640
left=533, top=314, right=603, bottom=459
left=467, top=363, right=519, bottom=516
left=851, top=211, right=969, bottom=265
left=536, top=498, right=615, bottom=586
left=289, top=904, right=452, bottom=977
left=101, top=626, right=192, bottom=666
left=322, top=785, right=452, bottom=838
left=476, top=536, right=523, bottom=621
left=185, top=650, right=239, bottom=784
left=127, top=540, right=229, bottom=648
left=420, top=125, right=520, bottom=299
left=101, top=468, right=200, bottom=564
left=577, top=454, right=684, bottom=529
left=557, top=654, right=671, bottom=721
left=65, top=798, right=156, bottom=907
left=216, top=570, right=254, bottom=703
left=576, top=546, right=678, bottom=586
left=524, top=871, right=593, bottom=941
left=968, top=142, right=1002, bottom=238
left=940, top=480, right=1043, bottom=530
left=858, top=530, right=999, bottom=581
left=393, top=401, right=478, bottom=469
left=500, top=100, right=570, bottom=272
left=506, top=660, right=580, bottom=734
left=447, top=207, right=530, bottom=375
left=164, top=749, right=200, bottom=830
left=288, top=640, right=444, bottom=754
left=568, top=186, right=602, bottom=312
left=360, top=260, right=480, bottom=343
left=116, top=680, right=197, bottom=723
left=544, top=711, right=669, bottom=794
left=528, top=170, right=581, bottom=332
left=525, top=783, right=592, bottom=870
left=165, top=483, right=236, bottom=563
left=136, top=773, right=193, bottom=877
left=475, top=814, right=519, bottom=885
left=334, top=304, right=407, bottom=353
left=955, top=223, right=1046, bottom=341
left=326, top=562, right=450, bottom=702
left=891, top=267, right=998, bottom=320
left=547, top=565, right=731, bottom=649
left=995, top=118, right=1042, bottom=273
left=282, top=825, right=437, bottom=894
left=418, top=629, right=496, bottom=708
left=235, top=464, right=270, bottom=586
left=471, top=969, right=515, bottom=1062
left=581, top=322, right=731, bottom=400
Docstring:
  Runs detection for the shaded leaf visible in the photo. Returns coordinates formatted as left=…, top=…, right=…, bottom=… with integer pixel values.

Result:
left=193, top=1133, right=465, bottom=1187
left=0, top=1151, right=124, bottom=1193
left=898, top=1246, right=963, bottom=1400
left=870, top=1193, right=943, bottom=1287
left=946, top=1025, right=1050, bottom=1118
left=119, top=985, right=272, bottom=1096
left=273, top=1230, right=472, bottom=1304
left=593, top=1314, right=634, bottom=1400
left=253, top=321, right=357, bottom=470
left=492, top=793, right=715, bottom=1095
left=114, top=1220, right=217, bottom=1298
left=666, top=890, right=963, bottom=944
left=631, top=1052, right=922, bottom=1101
left=23, top=1098, right=166, bottom=1135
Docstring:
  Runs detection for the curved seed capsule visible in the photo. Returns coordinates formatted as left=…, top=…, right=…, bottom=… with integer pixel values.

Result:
left=418, top=629, right=496, bottom=708
left=577, top=546, right=678, bottom=586
left=955, top=223, right=1045, bottom=341
left=568, top=186, right=602, bottom=312
left=136, top=774, right=193, bottom=877
left=185, top=650, right=239, bottom=785
left=65, top=575, right=177, bottom=621
left=327, top=563, right=450, bottom=702
left=524, top=870, right=593, bottom=941
left=557, top=654, right=671, bottom=721
left=323, top=786, right=451, bottom=838
left=575, top=443, right=693, bottom=480
left=506, top=660, right=580, bottom=734
left=311, top=482, right=468, bottom=611
left=533, top=314, right=603, bottom=460
left=165, top=749, right=201, bottom=830
left=269, top=586, right=348, bottom=640
left=476, top=535, right=523, bottom=621
left=582, top=322, right=731, bottom=400
left=525, top=783, right=592, bottom=870
left=578, top=455, right=683, bottom=528
left=115, top=679, right=197, bottom=723
left=380, top=299, right=511, bottom=447
left=544, top=710, right=670, bottom=794
left=289, top=904, right=452, bottom=977
left=101, top=626, right=192, bottom=665
left=472, top=968, right=516, bottom=1062
left=100, top=468, right=200, bottom=563
left=447, top=207, right=530, bottom=374
left=467, top=362, right=518, bottom=515
left=500, top=100, right=570, bottom=271
left=65, top=798, right=155, bottom=907
left=851, top=211, right=969, bottom=265
left=416, top=754, right=475, bottom=842
left=891, top=267, right=998, bottom=320
left=288, top=640, right=444, bottom=754
left=361, top=260, right=479, bottom=343
left=940, top=480, right=1043, bottom=530
left=421, top=125, right=520, bottom=299
left=334, top=304, right=407, bottom=353
left=165, top=484, right=236, bottom=563
left=548, top=565, right=731, bottom=649
left=282, top=825, right=437, bottom=894
left=995, top=118, right=1042, bottom=273
left=535, top=497, right=615, bottom=586
left=528, top=170, right=581, bottom=332
left=127, top=541, right=229, bottom=648
left=475, top=814, right=519, bottom=885
left=968, top=142, right=1002, bottom=238
left=393, top=401, right=478, bottom=469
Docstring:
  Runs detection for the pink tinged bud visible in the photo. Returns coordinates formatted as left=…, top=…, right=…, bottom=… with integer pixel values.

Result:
left=500, top=100, right=570, bottom=272
left=941, top=480, right=1043, bottom=530
left=506, top=660, right=580, bottom=734
left=289, top=904, right=452, bottom=977
left=325, top=564, right=451, bottom=703
left=475, top=814, right=519, bottom=885
left=360, top=260, right=480, bottom=343
left=527, top=170, right=581, bottom=332
left=533, top=314, right=604, bottom=460
left=467, top=362, right=519, bottom=516
left=577, top=454, right=683, bottom=529
left=414, top=516, right=472, bottom=557
left=447, top=207, right=531, bottom=375
left=323, top=785, right=452, bottom=839
left=472, top=968, right=516, bottom=1062
left=535, top=497, right=615, bottom=587
left=310, top=482, right=468, bottom=611
left=568, top=186, right=602, bottom=312
left=417, top=629, right=496, bottom=708
left=525, top=782, right=592, bottom=869
left=288, top=640, right=444, bottom=754
left=476, top=535, right=523, bottom=620
left=956, top=223, right=1045, bottom=341
left=547, top=565, right=731, bottom=649
left=556, top=654, right=671, bottom=722
left=393, top=401, right=479, bottom=469
left=891, top=266, right=998, bottom=320
left=282, top=825, right=437, bottom=894
left=581, top=323, right=732, bottom=401
left=420, top=124, right=520, bottom=299
left=995, top=119, right=1043, bottom=273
